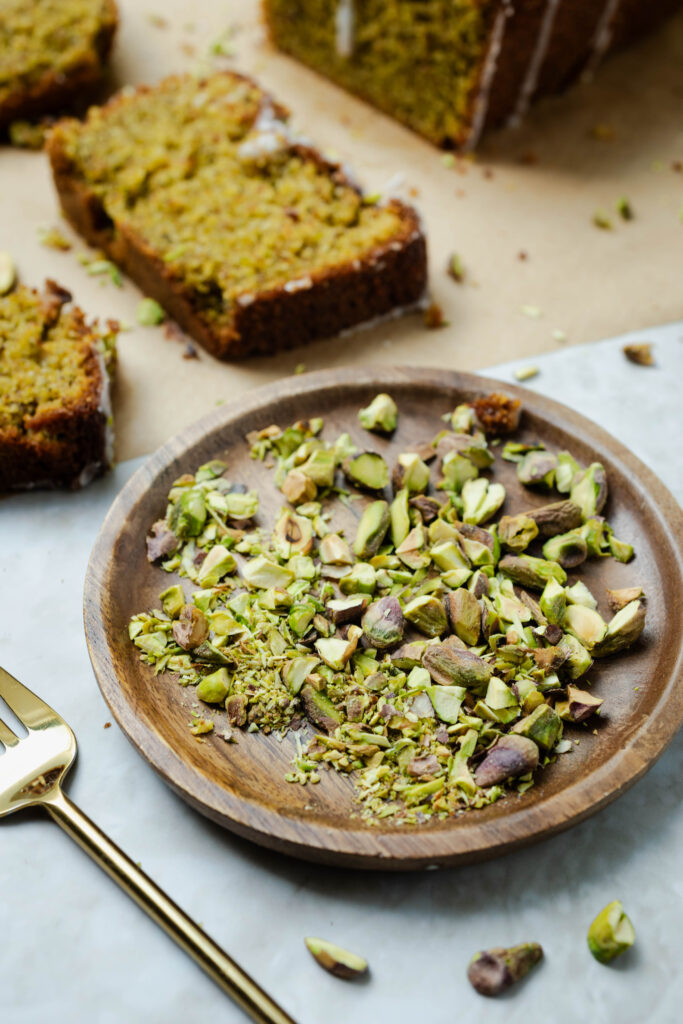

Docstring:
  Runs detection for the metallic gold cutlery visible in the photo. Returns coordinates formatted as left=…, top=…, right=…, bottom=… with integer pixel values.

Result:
left=0, top=665, right=296, bottom=1024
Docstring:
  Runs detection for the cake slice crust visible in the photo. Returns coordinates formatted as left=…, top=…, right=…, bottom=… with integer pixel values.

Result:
left=0, top=280, right=116, bottom=491
left=47, top=72, right=427, bottom=359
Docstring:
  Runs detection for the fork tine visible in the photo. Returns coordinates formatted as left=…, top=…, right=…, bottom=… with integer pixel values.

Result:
left=0, top=717, right=20, bottom=748
left=0, top=666, right=61, bottom=731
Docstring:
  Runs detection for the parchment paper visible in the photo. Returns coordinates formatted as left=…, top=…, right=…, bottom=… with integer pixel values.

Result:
left=1, top=0, right=682, bottom=460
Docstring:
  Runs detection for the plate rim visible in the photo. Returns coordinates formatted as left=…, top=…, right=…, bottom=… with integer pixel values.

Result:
left=84, top=365, right=683, bottom=869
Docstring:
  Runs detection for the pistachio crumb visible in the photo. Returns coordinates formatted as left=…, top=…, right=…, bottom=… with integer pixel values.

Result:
left=514, top=365, right=539, bottom=382
left=592, top=211, right=613, bottom=231
left=520, top=305, right=542, bottom=319
left=137, top=298, right=165, bottom=326
left=622, top=343, right=654, bottom=366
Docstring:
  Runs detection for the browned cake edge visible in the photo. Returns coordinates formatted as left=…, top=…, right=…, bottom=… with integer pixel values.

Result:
left=0, top=282, right=114, bottom=493
left=46, top=78, right=428, bottom=361
left=0, top=0, right=118, bottom=131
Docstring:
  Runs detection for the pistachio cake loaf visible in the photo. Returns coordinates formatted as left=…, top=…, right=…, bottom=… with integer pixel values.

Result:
left=263, top=0, right=683, bottom=149
left=47, top=72, right=427, bottom=359
left=0, top=0, right=118, bottom=130
left=0, top=280, right=116, bottom=491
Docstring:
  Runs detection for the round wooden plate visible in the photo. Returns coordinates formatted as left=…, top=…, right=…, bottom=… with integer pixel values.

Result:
left=84, top=367, right=683, bottom=870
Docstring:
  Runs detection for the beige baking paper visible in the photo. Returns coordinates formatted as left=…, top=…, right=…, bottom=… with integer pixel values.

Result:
left=1, top=1, right=682, bottom=460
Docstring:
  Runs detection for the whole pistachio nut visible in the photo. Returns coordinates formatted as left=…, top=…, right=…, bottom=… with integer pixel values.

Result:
left=423, top=643, right=492, bottom=689
left=517, top=450, right=557, bottom=489
left=172, top=604, right=209, bottom=650
left=527, top=499, right=583, bottom=537
left=353, top=500, right=390, bottom=558
left=362, top=596, right=405, bottom=650
left=592, top=600, right=646, bottom=657
left=511, top=703, right=562, bottom=751
left=444, top=589, right=481, bottom=646
left=474, top=734, right=539, bottom=787
left=305, top=936, right=369, bottom=979
left=570, top=463, right=608, bottom=520
left=300, top=684, right=343, bottom=733
left=498, top=513, right=539, bottom=552
left=467, top=942, right=543, bottom=997
left=343, top=451, right=389, bottom=491
left=403, top=595, right=448, bottom=637
left=358, top=392, right=398, bottom=434
left=542, top=529, right=589, bottom=569
left=499, top=554, right=567, bottom=591
left=587, top=901, right=635, bottom=964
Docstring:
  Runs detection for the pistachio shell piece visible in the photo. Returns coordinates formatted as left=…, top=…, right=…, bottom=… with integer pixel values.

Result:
left=587, top=901, right=635, bottom=964
left=467, top=942, right=543, bottom=997
left=305, top=937, right=369, bottom=979
left=474, top=735, right=539, bottom=787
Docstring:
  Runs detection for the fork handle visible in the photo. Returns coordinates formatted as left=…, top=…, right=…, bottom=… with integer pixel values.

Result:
left=44, top=787, right=297, bottom=1024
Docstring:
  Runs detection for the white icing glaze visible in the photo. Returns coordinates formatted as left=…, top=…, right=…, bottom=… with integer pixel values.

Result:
left=507, top=0, right=562, bottom=129
left=335, top=0, right=355, bottom=59
left=465, top=1, right=512, bottom=151
left=583, top=0, right=622, bottom=78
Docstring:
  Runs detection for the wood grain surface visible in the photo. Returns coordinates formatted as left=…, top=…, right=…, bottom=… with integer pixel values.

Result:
left=84, top=367, right=683, bottom=869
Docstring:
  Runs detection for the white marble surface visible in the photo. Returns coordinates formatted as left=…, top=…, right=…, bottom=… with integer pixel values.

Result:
left=1, top=324, right=682, bottom=1024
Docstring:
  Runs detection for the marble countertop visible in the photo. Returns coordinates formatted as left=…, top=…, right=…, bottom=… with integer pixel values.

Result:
left=1, top=323, right=682, bottom=1024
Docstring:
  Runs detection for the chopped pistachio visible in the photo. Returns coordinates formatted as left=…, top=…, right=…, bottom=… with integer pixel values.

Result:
left=593, top=600, right=646, bottom=657
left=242, top=556, right=294, bottom=589
left=299, top=449, right=336, bottom=488
left=326, top=595, right=367, bottom=624
left=0, top=252, right=17, bottom=296
left=499, top=554, right=566, bottom=590
left=197, top=544, right=236, bottom=586
left=622, top=343, right=654, bottom=366
left=444, top=589, right=481, bottom=646
left=498, top=513, right=539, bottom=552
left=172, top=605, right=209, bottom=650
left=136, top=297, right=165, bottom=325
left=462, top=478, right=506, bottom=525
left=392, top=452, right=431, bottom=493
left=353, top=500, right=390, bottom=559
left=517, top=450, right=557, bottom=489
left=315, top=631, right=360, bottom=670
left=282, top=656, right=321, bottom=694
left=272, top=509, right=314, bottom=558
left=282, top=469, right=317, bottom=505
left=196, top=668, right=230, bottom=704
left=390, top=488, right=411, bottom=547
left=514, top=365, right=539, bottom=382
left=447, top=252, right=465, bottom=282
left=606, top=586, right=644, bottom=613
left=511, top=704, right=562, bottom=751
left=570, top=463, right=608, bottom=520
left=565, top=684, right=603, bottom=723
left=339, top=562, right=376, bottom=595
left=318, top=533, right=353, bottom=565
left=439, top=450, right=479, bottom=492
left=587, top=901, right=635, bottom=964
left=467, top=942, right=543, bottom=996
left=300, top=685, right=342, bottom=733
left=562, top=604, right=607, bottom=649
left=343, top=452, right=389, bottom=491
left=542, top=530, right=588, bottom=569
left=304, top=936, right=369, bottom=979
left=159, top=584, right=185, bottom=618
left=358, top=393, right=398, bottom=434
left=403, top=595, right=448, bottom=637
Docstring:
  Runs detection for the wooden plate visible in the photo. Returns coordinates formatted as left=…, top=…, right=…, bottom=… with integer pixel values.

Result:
left=84, top=367, right=683, bottom=870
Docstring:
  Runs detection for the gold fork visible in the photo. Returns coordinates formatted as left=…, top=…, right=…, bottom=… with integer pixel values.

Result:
left=0, top=665, right=296, bottom=1024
